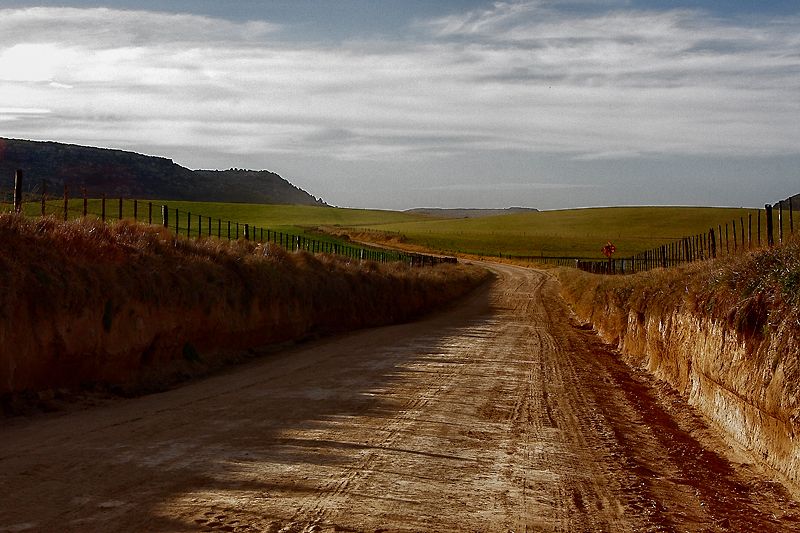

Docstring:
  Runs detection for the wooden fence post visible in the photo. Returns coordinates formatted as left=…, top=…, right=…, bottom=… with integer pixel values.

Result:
left=748, top=213, right=752, bottom=249
left=40, top=180, right=46, bottom=216
left=148, top=202, right=152, bottom=224
left=63, top=184, right=68, bottom=221
left=118, top=197, right=123, bottom=220
left=187, top=212, right=191, bottom=237
left=133, top=199, right=138, bottom=221
left=709, top=228, right=716, bottom=258
left=174, top=208, right=179, bottom=234
left=101, top=194, right=106, bottom=221
left=766, top=204, right=774, bottom=246
left=757, top=210, right=761, bottom=247
left=790, top=197, right=794, bottom=234
left=779, top=200, right=784, bottom=244
left=13, top=169, right=23, bottom=213
left=161, top=205, right=168, bottom=227
left=82, top=188, right=88, bottom=217
left=732, top=219, right=737, bottom=252
left=725, top=224, right=729, bottom=254
left=227, top=221, right=231, bottom=240
left=244, top=224, right=249, bottom=241
left=740, top=217, right=744, bottom=249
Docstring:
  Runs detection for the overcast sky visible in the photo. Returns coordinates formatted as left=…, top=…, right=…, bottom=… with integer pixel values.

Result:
left=1, top=1, right=798, bottom=209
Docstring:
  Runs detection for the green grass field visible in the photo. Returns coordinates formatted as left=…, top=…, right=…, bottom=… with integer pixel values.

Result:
left=8, top=195, right=769, bottom=259
left=146, top=201, right=425, bottom=229
left=9, top=197, right=431, bottom=249
left=351, top=206, right=767, bottom=258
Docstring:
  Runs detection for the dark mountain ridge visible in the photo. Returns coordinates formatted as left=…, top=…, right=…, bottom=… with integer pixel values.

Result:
left=0, top=137, right=326, bottom=206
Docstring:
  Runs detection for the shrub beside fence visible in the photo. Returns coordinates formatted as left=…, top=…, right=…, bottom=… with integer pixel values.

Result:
left=1, top=170, right=456, bottom=267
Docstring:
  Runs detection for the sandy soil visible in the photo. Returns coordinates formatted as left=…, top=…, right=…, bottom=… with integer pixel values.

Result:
left=1, top=263, right=798, bottom=532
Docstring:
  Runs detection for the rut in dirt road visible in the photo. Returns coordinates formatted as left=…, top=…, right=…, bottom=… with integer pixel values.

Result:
left=0, top=264, right=798, bottom=532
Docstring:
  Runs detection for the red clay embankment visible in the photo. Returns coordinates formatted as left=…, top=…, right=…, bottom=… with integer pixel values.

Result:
left=0, top=215, right=488, bottom=400
left=557, top=242, right=800, bottom=490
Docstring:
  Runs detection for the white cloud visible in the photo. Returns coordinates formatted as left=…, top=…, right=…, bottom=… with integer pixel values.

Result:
left=0, top=7, right=279, bottom=47
left=418, top=182, right=597, bottom=191
left=0, top=107, right=50, bottom=114
left=0, top=106, right=51, bottom=124
left=0, top=3, right=797, bottom=169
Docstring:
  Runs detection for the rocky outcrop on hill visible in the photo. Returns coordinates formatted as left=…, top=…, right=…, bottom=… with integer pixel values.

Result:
left=0, top=137, right=326, bottom=205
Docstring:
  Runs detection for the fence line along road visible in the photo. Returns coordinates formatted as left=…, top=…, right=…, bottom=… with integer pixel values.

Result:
left=570, top=194, right=797, bottom=275
left=5, top=170, right=793, bottom=274
left=2, top=170, right=456, bottom=268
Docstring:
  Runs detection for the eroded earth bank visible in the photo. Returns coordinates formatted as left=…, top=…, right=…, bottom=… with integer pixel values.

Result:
left=1, top=264, right=798, bottom=532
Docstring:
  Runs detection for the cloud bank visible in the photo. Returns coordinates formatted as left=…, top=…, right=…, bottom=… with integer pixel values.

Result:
left=0, top=2, right=798, bottom=207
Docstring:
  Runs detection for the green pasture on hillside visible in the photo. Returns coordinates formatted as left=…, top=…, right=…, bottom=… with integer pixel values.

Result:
left=141, top=201, right=432, bottom=247
left=8, top=196, right=769, bottom=259
left=353, top=206, right=767, bottom=258
left=9, top=197, right=431, bottom=245
left=145, top=201, right=427, bottom=229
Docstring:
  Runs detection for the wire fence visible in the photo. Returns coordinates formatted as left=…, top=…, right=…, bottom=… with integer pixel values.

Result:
left=1, top=174, right=456, bottom=267
left=571, top=195, right=797, bottom=275
left=4, top=170, right=793, bottom=274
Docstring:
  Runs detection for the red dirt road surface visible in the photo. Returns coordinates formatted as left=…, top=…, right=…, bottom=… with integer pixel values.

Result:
left=1, top=264, right=799, bottom=532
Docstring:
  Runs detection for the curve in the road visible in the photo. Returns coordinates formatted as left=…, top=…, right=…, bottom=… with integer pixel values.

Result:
left=0, top=263, right=798, bottom=532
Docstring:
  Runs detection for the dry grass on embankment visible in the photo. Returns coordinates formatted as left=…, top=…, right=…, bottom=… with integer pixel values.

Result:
left=0, top=214, right=489, bottom=408
left=557, top=239, right=800, bottom=489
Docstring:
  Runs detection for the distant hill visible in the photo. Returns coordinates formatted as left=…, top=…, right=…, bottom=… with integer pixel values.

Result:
left=0, top=138, right=326, bottom=206
left=406, top=207, right=538, bottom=219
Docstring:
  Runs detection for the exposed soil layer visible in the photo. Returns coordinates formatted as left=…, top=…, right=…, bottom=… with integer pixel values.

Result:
left=558, top=266, right=800, bottom=491
left=0, top=215, right=485, bottom=398
left=0, top=264, right=798, bottom=532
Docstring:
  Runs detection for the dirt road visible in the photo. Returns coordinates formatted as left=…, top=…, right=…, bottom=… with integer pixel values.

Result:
left=1, top=264, right=798, bottom=532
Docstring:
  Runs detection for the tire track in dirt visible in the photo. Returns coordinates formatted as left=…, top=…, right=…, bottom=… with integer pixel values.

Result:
left=0, top=263, right=798, bottom=532
left=285, top=344, right=468, bottom=528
